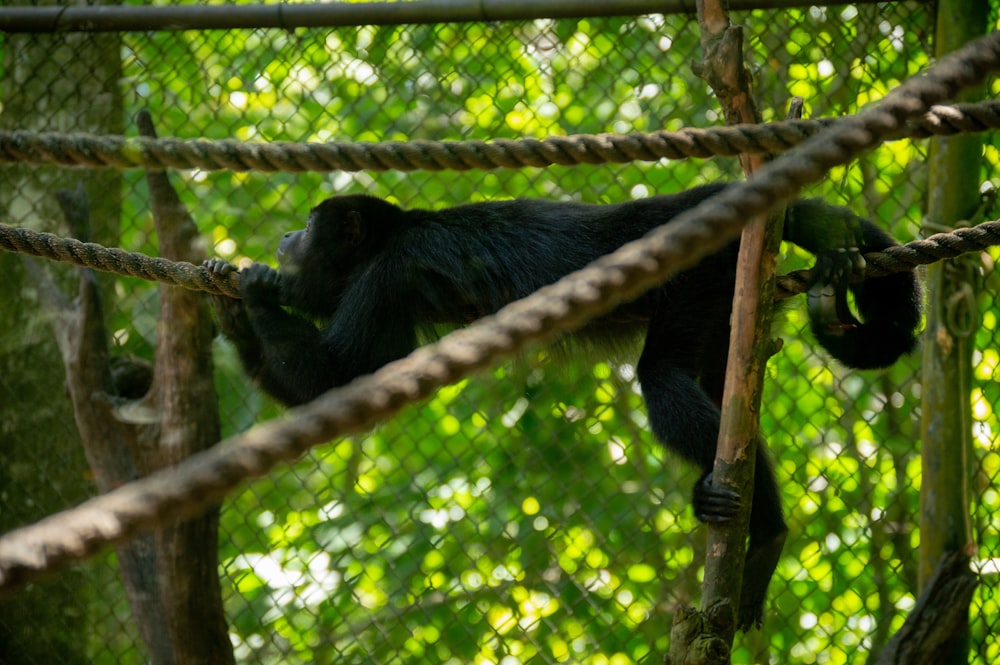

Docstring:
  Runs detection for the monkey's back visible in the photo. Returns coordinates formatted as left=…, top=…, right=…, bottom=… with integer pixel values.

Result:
left=388, top=183, right=739, bottom=337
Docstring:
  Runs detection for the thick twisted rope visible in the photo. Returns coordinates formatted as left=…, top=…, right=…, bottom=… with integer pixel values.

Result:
left=1, top=30, right=999, bottom=590
left=0, top=224, right=241, bottom=297
left=774, top=219, right=1000, bottom=297
left=1, top=100, right=999, bottom=173
left=4, top=214, right=999, bottom=301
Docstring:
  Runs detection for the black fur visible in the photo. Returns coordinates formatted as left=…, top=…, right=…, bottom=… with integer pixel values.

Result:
left=204, top=182, right=921, bottom=630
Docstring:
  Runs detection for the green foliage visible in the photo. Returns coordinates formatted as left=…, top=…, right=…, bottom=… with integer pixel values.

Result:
left=218, top=358, right=694, bottom=664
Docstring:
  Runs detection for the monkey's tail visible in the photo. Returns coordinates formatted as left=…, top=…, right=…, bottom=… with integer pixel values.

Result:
left=808, top=267, right=922, bottom=370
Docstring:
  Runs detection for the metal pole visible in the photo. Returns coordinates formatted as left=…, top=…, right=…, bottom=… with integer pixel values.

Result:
left=0, top=0, right=901, bottom=34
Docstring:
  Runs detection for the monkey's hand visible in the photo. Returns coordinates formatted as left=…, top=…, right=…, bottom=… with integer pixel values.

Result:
left=691, top=471, right=743, bottom=524
left=202, top=259, right=254, bottom=339
left=239, top=263, right=283, bottom=307
left=807, top=248, right=864, bottom=334
left=203, top=258, right=239, bottom=283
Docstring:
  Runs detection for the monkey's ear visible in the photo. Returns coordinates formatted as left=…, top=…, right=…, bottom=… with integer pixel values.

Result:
left=344, top=210, right=365, bottom=246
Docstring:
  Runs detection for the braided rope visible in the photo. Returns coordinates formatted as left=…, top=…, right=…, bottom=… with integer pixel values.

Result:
left=1, top=101, right=999, bottom=173
left=775, top=219, right=1000, bottom=298
left=1, top=30, right=999, bottom=589
left=5, top=214, right=1000, bottom=301
left=0, top=223, right=241, bottom=297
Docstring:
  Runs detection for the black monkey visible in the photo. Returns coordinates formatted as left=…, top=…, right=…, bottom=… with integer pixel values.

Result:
left=204, top=183, right=921, bottom=630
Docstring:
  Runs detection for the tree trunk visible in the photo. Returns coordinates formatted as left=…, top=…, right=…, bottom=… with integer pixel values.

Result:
left=0, top=12, right=124, bottom=665
left=919, top=2, right=989, bottom=663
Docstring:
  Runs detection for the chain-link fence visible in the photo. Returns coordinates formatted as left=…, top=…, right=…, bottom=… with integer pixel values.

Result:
left=1, top=2, right=998, bottom=664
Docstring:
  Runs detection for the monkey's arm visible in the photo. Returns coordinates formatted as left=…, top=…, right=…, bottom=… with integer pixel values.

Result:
left=239, top=263, right=419, bottom=406
left=203, top=259, right=269, bottom=379
left=211, top=263, right=332, bottom=406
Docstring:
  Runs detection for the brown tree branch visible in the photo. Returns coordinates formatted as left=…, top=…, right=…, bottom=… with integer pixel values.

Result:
left=872, top=551, right=978, bottom=665
left=135, top=110, right=235, bottom=665
left=23, top=183, right=174, bottom=664
left=669, top=1, right=787, bottom=660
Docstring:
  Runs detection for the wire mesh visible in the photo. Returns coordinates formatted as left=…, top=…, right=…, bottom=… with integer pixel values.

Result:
left=0, top=3, right=998, bottom=665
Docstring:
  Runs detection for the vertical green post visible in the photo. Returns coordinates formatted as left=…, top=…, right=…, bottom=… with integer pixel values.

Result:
left=919, top=0, right=988, bottom=662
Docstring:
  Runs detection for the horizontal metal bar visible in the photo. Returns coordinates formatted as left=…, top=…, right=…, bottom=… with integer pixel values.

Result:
left=0, top=0, right=903, bottom=34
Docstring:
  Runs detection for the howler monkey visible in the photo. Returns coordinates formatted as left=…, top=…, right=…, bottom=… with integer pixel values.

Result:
left=204, top=183, right=921, bottom=630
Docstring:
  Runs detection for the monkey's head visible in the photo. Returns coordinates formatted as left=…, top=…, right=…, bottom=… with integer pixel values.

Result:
left=278, top=194, right=402, bottom=316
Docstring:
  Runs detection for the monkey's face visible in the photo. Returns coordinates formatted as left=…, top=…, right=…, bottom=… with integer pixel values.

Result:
left=277, top=228, right=308, bottom=274
left=275, top=201, right=370, bottom=316
left=278, top=195, right=398, bottom=312
left=276, top=206, right=355, bottom=278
